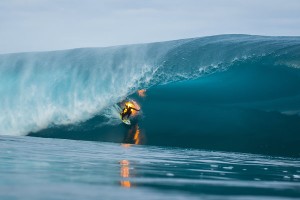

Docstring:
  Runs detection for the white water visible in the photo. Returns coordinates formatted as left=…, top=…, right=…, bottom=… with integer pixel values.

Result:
left=0, top=47, right=156, bottom=136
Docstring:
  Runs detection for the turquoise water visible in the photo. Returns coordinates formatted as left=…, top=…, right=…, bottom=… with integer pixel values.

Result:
left=1, top=34, right=300, bottom=156
left=1, top=135, right=300, bottom=199
left=1, top=35, right=300, bottom=199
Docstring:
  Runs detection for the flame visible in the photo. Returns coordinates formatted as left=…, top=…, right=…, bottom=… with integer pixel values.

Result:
left=133, top=125, right=141, bottom=145
left=120, top=181, right=131, bottom=188
left=120, top=159, right=131, bottom=188
left=120, top=160, right=130, bottom=166
left=121, top=144, right=132, bottom=148
left=120, top=166, right=129, bottom=178
left=123, top=124, right=143, bottom=145
left=137, top=89, right=146, bottom=97
left=124, top=101, right=140, bottom=116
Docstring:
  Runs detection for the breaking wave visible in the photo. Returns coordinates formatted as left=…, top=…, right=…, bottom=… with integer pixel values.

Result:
left=1, top=34, right=300, bottom=156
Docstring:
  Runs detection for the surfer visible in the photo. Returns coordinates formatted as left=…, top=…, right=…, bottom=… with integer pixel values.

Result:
left=121, top=104, right=140, bottom=120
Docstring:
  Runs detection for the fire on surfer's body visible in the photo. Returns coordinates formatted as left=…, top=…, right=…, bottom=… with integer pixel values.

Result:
left=121, top=103, right=140, bottom=120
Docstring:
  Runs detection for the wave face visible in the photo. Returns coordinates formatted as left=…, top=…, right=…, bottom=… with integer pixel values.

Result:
left=1, top=34, right=300, bottom=156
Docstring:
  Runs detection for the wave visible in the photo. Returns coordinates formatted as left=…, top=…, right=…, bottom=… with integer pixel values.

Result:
left=1, top=34, right=300, bottom=155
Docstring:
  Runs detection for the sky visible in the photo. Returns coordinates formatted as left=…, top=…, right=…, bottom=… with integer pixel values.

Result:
left=0, top=0, right=300, bottom=54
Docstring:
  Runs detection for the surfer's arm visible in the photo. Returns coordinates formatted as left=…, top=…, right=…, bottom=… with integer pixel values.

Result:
left=131, top=107, right=140, bottom=111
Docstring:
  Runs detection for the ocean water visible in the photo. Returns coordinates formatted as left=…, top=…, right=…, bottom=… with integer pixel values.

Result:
left=1, top=34, right=300, bottom=199
left=1, top=135, right=300, bottom=200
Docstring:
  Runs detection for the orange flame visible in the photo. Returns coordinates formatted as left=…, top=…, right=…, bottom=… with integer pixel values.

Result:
left=124, top=101, right=140, bottom=116
left=122, top=124, right=144, bottom=145
left=137, top=89, right=146, bottom=97
left=133, top=125, right=141, bottom=145
left=121, top=144, right=132, bottom=148
left=120, top=166, right=129, bottom=178
left=120, top=160, right=130, bottom=178
left=120, top=159, right=131, bottom=188
left=120, top=181, right=131, bottom=188
left=120, top=160, right=130, bottom=166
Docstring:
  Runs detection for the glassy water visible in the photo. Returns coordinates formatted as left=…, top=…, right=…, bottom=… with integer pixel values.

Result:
left=1, top=135, right=300, bottom=200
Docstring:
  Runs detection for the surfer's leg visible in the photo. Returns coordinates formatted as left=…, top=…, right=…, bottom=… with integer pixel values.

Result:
left=127, top=111, right=132, bottom=118
left=125, top=111, right=131, bottom=119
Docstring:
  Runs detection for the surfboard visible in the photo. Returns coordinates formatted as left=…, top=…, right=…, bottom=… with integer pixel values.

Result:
left=120, top=115, right=131, bottom=125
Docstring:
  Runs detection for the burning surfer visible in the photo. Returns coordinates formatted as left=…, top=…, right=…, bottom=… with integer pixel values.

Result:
left=121, top=103, right=140, bottom=120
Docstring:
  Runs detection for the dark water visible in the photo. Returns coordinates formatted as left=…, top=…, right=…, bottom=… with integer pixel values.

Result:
left=1, top=136, right=300, bottom=200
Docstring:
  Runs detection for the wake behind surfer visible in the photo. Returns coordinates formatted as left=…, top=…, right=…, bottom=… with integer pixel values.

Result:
left=121, top=104, right=140, bottom=120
